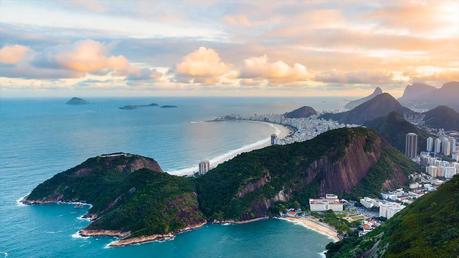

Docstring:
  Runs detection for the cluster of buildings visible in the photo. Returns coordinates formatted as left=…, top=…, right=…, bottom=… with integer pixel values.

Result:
left=421, top=154, right=459, bottom=179
left=309, top=194, right=344, bottom=212
left=426, top=132, right=457, bottom=158
left=214, top=113, right=357, bottom=145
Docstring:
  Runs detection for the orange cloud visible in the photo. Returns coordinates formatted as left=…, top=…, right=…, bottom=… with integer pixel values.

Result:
left=242, top=55, right=311, bottom=84
left=0, top=45, right=30, bottom=64
left=176, top=47, right=234, bottom=83
left=54, top=40, right=132, bottom=75
left=223, top=15, right=252, bottom=26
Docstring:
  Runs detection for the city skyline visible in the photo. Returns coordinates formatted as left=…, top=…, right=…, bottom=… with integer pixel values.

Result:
left=1, top=0, right=458, bottom=97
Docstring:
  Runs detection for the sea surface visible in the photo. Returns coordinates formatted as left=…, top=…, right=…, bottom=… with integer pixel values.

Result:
left=0, top=97, right=347, bottom=258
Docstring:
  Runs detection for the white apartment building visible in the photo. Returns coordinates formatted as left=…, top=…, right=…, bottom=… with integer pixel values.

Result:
left=379, top=202, right=405, bottom=219
left=309, top=194, right=344, bottom=212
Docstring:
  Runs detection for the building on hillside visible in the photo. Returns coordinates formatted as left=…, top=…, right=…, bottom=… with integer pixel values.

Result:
left=405, top=133, right=418, bottom=159
left=426, top=137, right=433, bottom=152
left=434, top=138, right=442, bottom=154
left=309, top=194, right=344, bottom=212
left=379, top=202, right=405, bottom=219
left=450, top=137, right=457, bottom=154
left=442, top=137, right=451, bottom=156
left=426, top=165, right=438, bottom=178
left=360, top=197, right=380, bottom=209
left=198, top=160, right=210, bottom=175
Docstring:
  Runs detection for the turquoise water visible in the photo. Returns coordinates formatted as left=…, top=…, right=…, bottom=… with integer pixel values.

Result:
left=0, top=97, right=346, bottom=257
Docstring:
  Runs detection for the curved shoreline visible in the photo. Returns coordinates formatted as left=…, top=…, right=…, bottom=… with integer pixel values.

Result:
left=168, top=120, right=292, bottom=176
left=279, top=217, right=340, bottom=242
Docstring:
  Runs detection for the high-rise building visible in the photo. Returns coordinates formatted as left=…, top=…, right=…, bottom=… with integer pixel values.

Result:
left=405, top=133, right=418, bottom=159
left=198, top=160, right=210, bottom=175
left=441, top=137, right=451, bottom=156
left=426, top=137, right=433, bottom=152
left=271, top=134, right=278, bottom=145
left=434, top=138, right=442, bottom=154
left=450, top=137, right=457, bottom=154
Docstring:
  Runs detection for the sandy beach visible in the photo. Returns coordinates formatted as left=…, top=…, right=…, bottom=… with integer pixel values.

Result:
left=169, top=120, right=292, bottom=176
left=280, top=217, right=340, bottom=242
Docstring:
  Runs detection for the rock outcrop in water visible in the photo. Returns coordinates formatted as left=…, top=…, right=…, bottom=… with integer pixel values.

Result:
left=23, top=153, right=205, bottom=246
left=119, top=103, right=158, bottom=110
left=66, top=97, right=88, bottom=105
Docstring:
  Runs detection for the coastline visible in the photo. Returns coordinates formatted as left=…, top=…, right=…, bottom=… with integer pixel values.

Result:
left=279, top=217, right=340, bottom=242
left=169, top=120, right=292, bottom=176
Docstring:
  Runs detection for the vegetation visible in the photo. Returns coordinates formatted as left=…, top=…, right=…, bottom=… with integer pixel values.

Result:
left=196, top=127, right=416, bottom=221
left=423, top=105, right=459, bottom=131
left=311, top=210, right=355, bottom=235
left=26, top=156, right=205, bottom=237
left=326, top=175, right=459, bottom=258
left=365, top=111, right=432, bottom=153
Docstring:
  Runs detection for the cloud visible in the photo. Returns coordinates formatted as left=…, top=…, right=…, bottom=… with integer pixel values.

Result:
left=176, top=47, right=235, bottom=83
left=242, top=55, right=311, bottom=84
left=223, top=15, right=252, bottom=26
left=50, top=40, right=133, bottom=75
left=315, top=70, right=396, bottom=84
left=0, top=45, right=30, bottom=64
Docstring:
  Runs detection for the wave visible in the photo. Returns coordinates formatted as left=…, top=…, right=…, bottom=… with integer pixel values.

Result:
left=71, top=231, right=89, bottom=239
left=16, top=193, right=29, bottom=207
left=2, top=252, right=7, bottom=258
left=318, top=250, right=327, bottom=258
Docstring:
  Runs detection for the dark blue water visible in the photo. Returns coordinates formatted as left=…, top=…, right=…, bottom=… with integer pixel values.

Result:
left=0, top=97, right=345, bottom=258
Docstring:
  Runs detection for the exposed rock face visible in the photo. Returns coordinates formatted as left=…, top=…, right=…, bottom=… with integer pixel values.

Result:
left=196, top=128, right=417, bottom=221
left=399, top=81, right=459, bottom=111
left=345, top=87, right=383, bottom=110
left=284, top=106, right=318, bottom=118
left=321, top=93, right=416, bottom=125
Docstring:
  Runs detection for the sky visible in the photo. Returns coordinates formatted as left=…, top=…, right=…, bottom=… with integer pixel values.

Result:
left=0, top=0, right=458, bottom=97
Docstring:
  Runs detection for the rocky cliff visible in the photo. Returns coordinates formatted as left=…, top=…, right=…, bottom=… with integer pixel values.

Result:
left=23, top=153, right=205, bottom=246
left=196, top=127, right=418, bottom=221
left=399, top=81, right=459, bottom=112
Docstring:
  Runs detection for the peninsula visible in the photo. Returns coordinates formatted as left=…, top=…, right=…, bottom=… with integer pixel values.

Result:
left=24, top=128, right=419, bottom=246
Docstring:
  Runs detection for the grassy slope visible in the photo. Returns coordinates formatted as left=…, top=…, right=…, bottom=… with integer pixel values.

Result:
left=326, top=175, right=459, bottom=258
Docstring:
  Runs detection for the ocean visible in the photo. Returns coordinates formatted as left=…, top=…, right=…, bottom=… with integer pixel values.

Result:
left=0, top=97, right=347, bottom=258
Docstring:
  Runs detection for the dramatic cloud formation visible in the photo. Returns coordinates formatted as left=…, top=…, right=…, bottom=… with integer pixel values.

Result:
left=0, top=45, right=30, bottom=64
left=0, top=0, right=458, bottom=96
left=242, top=55, right=311, bottom=84
left=176, top=47, right=234, bottom=84
left=51, top=40, right=132, bottom=75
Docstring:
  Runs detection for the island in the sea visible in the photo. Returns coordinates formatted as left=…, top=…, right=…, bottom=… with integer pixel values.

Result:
left=160, top=105, right=178, bottom=108
left=119, top=103, right=158, bottom=110
left=66, top=97, right=88, bottom=105
left=23, top=127, right=418, bottom=247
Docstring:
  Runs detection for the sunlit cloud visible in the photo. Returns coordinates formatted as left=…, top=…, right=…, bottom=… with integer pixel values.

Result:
left=0, top=45, right=30, bottom=64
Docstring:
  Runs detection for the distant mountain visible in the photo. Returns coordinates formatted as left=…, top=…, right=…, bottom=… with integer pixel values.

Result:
left=196, top=128, right=418, bottom=221
left=320, top=93, right=416, bottom=125
left=119, top=103, right=158, bottom=110
left=66, top=97, right=88, bottom=105
left=326, top=174, right=459, bottom=258
left=399, top=81, right=459, bottom=111
left=365, top=112, right=432, bottom=153
left=284, top=106, right=317, bottom=118
left=423, top=105, right=459, bottom=131
left=345, top=87, right=383, bottom=110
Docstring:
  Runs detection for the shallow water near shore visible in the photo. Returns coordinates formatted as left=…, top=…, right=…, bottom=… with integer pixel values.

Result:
left=0, top=97, right=346, bottom=257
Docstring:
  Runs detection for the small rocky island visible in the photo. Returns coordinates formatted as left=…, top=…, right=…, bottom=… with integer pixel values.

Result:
left=66, top=97, right=88, bottom=105
left=119, top=103, right=158, bottom=110
left=160, top=105, right=178, bottom=108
